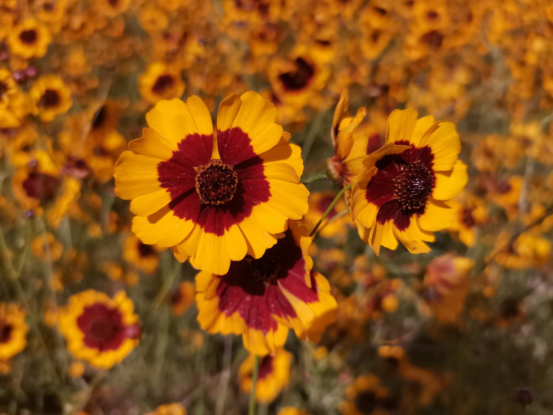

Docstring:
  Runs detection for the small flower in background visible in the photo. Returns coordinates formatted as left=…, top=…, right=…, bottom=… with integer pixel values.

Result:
left=196, top=221, right=336, bottom=355
left=8, top=19, right=51, bottom=59
left=277, top=408, right=310, bottom=415
left=115, top=91, right=309, bottom=275
left=122, top=234, right=160, bottom=274
left=419, top=254, right=473, bottom=323
left=239, top=348, right=293, bottom=403
left=171, top=281, right=195, bottom=316
left=139, top=62, right=185, bottom=104
left=58, top=290, right=141, bottom=369
left=30, top=232, right=63, bottom=262
left=341, top=374, right=396, bottom=415
left=448, top=194, right=488, bottom=247
left=147, top=403, right=187, bottom=415
left=29, top=74, right=73, bottom=122
left=351, top=109, right=468, bottom=255
left=492, top=232, right=551, bottom=270
left=0, top=304, right=28, bottom=363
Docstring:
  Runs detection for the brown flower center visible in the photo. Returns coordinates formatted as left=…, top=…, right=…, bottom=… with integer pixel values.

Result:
left=354, top=390, right=377, bottom=414
left=461, top=207, right=476, bottom=228
left=137, top=242, right=155, bottom=258
left=92, top=105, right=107, bottom=129
left=19, top=29, right=38, bottom=44
left=0, top=323, right=13, bottom=344
left=0, top=81, right=8, bottom=99
left=39, top=89, right=60, bottom=108
left=195, top=159, right=238, bottom=205
left=421, top=30, right=443, bottom=48
left=393, top=160, right=434, bottom=212
left=251, top=256, right=280, bottom=284
left=278, top=57, right=315, bottom=92
left=152, top=74, right=175, bottom=95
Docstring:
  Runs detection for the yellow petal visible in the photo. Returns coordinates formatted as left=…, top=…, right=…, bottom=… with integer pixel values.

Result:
left=419, top=121, right=461, bottom=171
left=418, top=199, right=454, bottom=232
left=433, top=161, right=468, bottom=200
left=385, top=109, right=418, bottom=145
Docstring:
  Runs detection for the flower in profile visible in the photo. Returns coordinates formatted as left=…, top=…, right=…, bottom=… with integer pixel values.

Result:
left=123, top=234, right=159, bottom=274
left=351, top=109, right=467, bottom=255
left=139, top=62, right=185, bottom=104
left=419, top=254, right=473, bottom=323
left=327, top=90, right=369, bottom=187
left=147, top=403, right=187, bottom=415
left=492, top=232, right=551, bottom=270
left=171, top=281, right=195, bottom=316
left=115, top=92, right=309, bottom=275
left=30, top=75, right=73, bottom=122
left=8, top=19, right=51, bottom=59
left=59, top=290, right=141, bottom=369
left=239, top=348, right=292, bottom=403
left=0, top=304, right=28, bottom=362
left=195, top=221, right=337, bottom=355
left=341, top=374, right=397, bottom=415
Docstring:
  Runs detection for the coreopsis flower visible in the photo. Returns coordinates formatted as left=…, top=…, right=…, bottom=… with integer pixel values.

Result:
left=327, top=90, right=370, bottom=187
left=0, top=68, right=30, bottom=128
left=448, top=194, right=488, bottom=247
left=239, top=348, right=292, bottom=403
left=492, top=232, right=551, bottom=270
left=351, top=109, right=468, bottom=255
left=0, top=304, right=28, bottom=362
left=195, top=221, right=337, bottom=355
left=341, top=374, right=397, bottom=415
left=115, top=92, right=309, bottom=275
left=8, top=19, right=51, bottom=59
left=278, top=408, right=310, bottom=415
left=30, top=75, right=73, bottom=122
left=419, top=254, right=473, bottom=323
left=59, top=290, right=140, bottom=369
left=122, top=234, right=159, bottom=274
left=139, top=62, right=185, bottom=104
left=171, top=281, right=195, bottom=316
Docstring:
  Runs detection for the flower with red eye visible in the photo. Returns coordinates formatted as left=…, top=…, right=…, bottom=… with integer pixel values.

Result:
left=58, top=290, right=141, bottom=369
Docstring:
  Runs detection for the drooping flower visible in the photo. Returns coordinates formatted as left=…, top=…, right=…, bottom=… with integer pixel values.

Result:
left=0, top=304, right=28, bottom=362
left=419, top=254, right=473, bottom=323
left=239, top=348, right=293, bottom=403
left=351, top=109, right=467, bottom=255
left=195, top=221, right=337, bottom=355
left=115, top=92, right=309, bottom=275
left=58, top=290, right=141, bottom=369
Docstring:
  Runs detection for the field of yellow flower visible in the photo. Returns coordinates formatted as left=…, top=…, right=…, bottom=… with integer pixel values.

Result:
left=1, top=0, right=553, bottom=414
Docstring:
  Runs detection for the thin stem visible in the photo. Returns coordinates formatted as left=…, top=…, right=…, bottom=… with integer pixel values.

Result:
left=248, top=355, right=260, bottom=415
left=302, top=171, right=330, bottom=184
left=313, top=208, right=349, bottom=241
left=309, top=183, right=353, bottom=237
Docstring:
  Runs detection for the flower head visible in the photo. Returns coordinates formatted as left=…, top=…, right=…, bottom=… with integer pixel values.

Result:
left=59, top=290, right=141, bottom=369
left=351, top=109, right=467, bottom=254
left=0, top=304, right=28, bottom=361
left=195, top=221, right=337, bottom=355
left=115, top=91, right=309, bottom=275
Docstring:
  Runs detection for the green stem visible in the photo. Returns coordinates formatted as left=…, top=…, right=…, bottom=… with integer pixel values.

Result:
left=248, top=355, right=260, bottom=415
left=309, top=183, right=353, bottom=237
left=312, top=208, right=349, bottom=241
left=302, top=171, right=329, bottom=184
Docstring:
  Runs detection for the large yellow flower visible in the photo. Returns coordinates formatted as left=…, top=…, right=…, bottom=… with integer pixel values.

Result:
left=0, top=303, right=28, bottom=361
left=351, top=109, right=467, bottom=255
left=115, top=91, right=309, bottom=275
left=58, top=290, right=141, bottom=369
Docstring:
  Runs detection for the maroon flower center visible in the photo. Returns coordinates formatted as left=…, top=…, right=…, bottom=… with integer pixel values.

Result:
left=137, top=242, right=155, bottom=258
left=251, top=256, right=280, bottom=284
left=393, top=160, right=434, bottom=212
left=0, top=323, right=13, bottom=344
left=152, top=74, right=175, bottom=95
left=355, top=390, right=377, bottom=414
left=317, top=195, right=338, bottom=219
left=195, top=159, right=238, bottom=205
left=0, top=82, right=8, bottom=99
left=90, top=317, right=121, bottom=344
left=421, top=30, right=443, bottom=48
left=39, top=89, right=60, bottom=108
left=278, top=57, right=315, bottom=92
left=461, top=207, right=476, bottom=228
left=19, top=29, right=38, bottom=44
left=22, top=172, right=60, bottom=203
left=257, top=355, right=275, bottom=380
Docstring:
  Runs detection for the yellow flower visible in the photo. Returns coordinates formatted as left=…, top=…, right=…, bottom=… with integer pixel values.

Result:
left=147, top=403, right=187, bottom=415
left=0, top=303, right=28, bottom=361
left=448, top=195, right=488, bottom=247
left=341, top=374, right=395, bottom=415
left=30, top=75, right=73, bottom=122
left=239, top=348, right=293, bottom=403
left=138, top=62, right=185, bottom=104
left=123, top=234, right=159, bottom=274
left=31, top=232, right=63, bottom=262
left=58, top=290, right=141, bottom=369
left=171, top=281, right=195, bottom=316
left=351, top=109, right=467, bottom=255
left=115, top=92, right=309, bottom=275
left=0, top=68, right=30, bottom=128
left=493, top=232, right=551, bottom=270
left=277, top=408, right=309, bottom=415
left=8, top=19, right=51, bottom=59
